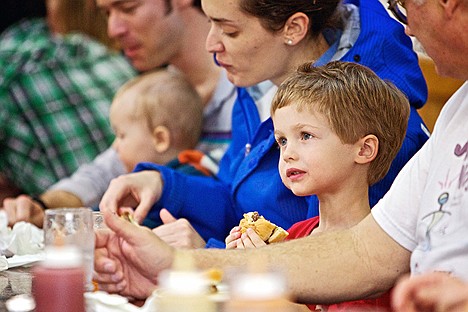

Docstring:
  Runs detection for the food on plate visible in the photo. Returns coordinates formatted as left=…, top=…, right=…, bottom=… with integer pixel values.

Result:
left=120, top=211, right=138, bottom=225
left=239, top=211, right=288, bottom=243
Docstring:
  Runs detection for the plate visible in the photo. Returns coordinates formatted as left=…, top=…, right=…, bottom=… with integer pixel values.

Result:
left=7, top=253, right=45, bottom=269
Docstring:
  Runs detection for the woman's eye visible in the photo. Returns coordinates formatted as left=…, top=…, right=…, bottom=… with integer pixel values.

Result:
left=222, top=31, right=238, bottom=38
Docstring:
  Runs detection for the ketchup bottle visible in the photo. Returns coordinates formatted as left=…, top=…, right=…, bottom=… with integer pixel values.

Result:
left=32, top=245, right=85, bottom=312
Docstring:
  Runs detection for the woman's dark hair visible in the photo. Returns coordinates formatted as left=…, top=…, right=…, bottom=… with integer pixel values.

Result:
left=239, top=0, right=342, bottom=38
left=1, top=0, right=47, bottom=33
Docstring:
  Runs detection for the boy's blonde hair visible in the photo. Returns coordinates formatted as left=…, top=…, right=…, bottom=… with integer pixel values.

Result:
left=115, top=69, right=203, bottom=151
left=271, top=61, right=410, bottom=185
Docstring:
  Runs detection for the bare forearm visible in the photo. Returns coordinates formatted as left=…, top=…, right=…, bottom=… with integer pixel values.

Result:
left=188, top=215, right=411, bottom=304
left=40, top=190, right=83, bottom=208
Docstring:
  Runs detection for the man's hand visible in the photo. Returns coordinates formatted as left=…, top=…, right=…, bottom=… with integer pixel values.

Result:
left=392, top=272, right=468, bottom=312
left=152, top=209, right=206, bottom=249
left=94, top=210, right=175, bottom=299
left=2, top=195, right=45, bottom=227
left=99, top=171, right=163, bottom=223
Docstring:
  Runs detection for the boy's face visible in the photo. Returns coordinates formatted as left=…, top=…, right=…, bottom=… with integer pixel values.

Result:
left=272, top=104, right=360, bottom=197
left=96, top=0, right=183, bottom=72
left=109, top=90, right=161, bottom=172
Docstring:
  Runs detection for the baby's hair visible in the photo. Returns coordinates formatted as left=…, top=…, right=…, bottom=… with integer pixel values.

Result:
left=271, top=61, right=410, bottom=185
left=115, top=69, right=203, bottom=150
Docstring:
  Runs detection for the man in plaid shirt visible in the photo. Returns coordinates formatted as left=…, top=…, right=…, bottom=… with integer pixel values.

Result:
left=0, top=4, right=136, bottom=200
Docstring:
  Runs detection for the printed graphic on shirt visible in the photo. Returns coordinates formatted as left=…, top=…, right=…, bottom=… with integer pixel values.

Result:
left=419, top=140, right=468, bottom=252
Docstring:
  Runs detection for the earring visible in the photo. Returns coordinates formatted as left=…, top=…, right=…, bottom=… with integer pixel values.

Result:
left=286, top=39, right=293, bottom=46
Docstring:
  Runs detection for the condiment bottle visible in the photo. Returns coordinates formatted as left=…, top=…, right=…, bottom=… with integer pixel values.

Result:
left=156, top=252, right=216, bottom=312
left=32, top=245, right=85, bottom=312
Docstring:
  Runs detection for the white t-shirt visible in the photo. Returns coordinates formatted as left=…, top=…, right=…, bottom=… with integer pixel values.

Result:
left=372, top=82, right=468, bottom=280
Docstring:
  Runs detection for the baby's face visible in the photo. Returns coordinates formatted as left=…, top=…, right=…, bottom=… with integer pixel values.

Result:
left=109, top=91, right=160, bottom=172
left=272, top=104, right=358, bottom=197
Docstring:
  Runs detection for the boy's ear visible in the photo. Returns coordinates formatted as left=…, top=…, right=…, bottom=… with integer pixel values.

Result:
left=152, top=125, right=171, bottom=153
left=355, top=135, right=378, bottom=164
left=282, top=12, right=309, bottom=45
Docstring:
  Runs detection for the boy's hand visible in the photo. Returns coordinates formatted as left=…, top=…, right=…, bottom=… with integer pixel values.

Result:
left=225, top=226, right=242, bottom=249
left=236, top=228, right=267, bottom=249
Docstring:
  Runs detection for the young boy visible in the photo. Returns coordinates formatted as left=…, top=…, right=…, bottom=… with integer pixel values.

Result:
left=226, top=61, right=410, bottom=311
left=110, top=69, right=216, bottom=178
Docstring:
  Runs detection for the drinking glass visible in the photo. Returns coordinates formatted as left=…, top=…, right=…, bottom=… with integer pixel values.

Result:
left=43, top=207, right=95, bottom=291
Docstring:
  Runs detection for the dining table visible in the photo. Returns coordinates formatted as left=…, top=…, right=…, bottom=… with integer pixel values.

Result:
left=0, top=264, right=150, bottom=312
left=0, top=266, right=32, bottom=312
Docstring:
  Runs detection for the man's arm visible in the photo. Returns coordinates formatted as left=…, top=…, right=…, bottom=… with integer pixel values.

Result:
left=50, top=147, right=125, bottom=207
left=40, top=190, right=83, bottom=208
left=190, top=214, right=411, bottom=304
left=95, top=212, right=410, bottom=303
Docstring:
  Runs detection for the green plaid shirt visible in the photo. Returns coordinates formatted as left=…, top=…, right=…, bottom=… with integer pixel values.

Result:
left=0, top=19, right=136, bottom=195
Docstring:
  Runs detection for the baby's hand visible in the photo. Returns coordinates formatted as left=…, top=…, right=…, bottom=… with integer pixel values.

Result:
left=237, top=228, right=267, bottom=249
left=225, top=226, right=242, bottom=249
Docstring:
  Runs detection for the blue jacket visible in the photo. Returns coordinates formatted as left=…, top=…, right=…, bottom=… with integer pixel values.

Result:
left=136, top=0, right=429, bottom=246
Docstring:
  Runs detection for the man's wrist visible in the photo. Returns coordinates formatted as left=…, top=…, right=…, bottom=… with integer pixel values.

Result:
left=31, top=196, right=48, bottom=210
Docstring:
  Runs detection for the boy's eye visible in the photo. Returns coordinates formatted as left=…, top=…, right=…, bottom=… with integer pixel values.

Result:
left=276, top=137, right=287, bottom=147
left=301, top=132, right=313, bottom=140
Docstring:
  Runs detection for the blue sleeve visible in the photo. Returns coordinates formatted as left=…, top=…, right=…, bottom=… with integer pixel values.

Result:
left=205, top=238, right=227, bottom=249
left=133, top=162, right=238, bottom=242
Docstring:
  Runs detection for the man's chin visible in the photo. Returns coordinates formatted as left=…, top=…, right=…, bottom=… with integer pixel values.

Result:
left=130, top=58, right=167, bottom=72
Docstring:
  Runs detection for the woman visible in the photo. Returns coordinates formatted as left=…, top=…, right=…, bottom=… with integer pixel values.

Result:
left=100, top=0, right=428, bottom=246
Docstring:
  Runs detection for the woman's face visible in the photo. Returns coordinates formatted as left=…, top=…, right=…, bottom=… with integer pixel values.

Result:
left=202, top=0, right=292, bottom=87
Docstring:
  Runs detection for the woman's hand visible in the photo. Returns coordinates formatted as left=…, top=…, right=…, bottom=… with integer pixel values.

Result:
left=99, top=171, right=163, bottom=223
left=152, top=209, right=206, bottom=249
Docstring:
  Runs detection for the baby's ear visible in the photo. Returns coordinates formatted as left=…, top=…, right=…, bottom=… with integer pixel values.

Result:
left=152, top=125, right=171, bottom=153
left=355, top=135, right=378, bottom=164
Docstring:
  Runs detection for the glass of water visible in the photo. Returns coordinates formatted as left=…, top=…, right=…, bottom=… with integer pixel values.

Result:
left=43, top=207, right=95, bottom=291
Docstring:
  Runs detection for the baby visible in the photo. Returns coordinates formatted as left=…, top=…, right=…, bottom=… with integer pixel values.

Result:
left=110, top=69, right=212, bottom=176
left=226, top=61, right=410, bottom=311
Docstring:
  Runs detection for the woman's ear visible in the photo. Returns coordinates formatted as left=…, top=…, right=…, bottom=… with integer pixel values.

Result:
left=152, top=125, right=171, bottom=153
left=283, top=12, right=309, bottom=45
left=355, top=135, right=379, bottom=164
